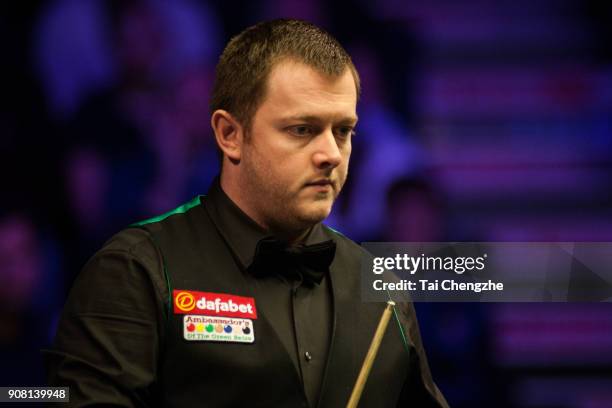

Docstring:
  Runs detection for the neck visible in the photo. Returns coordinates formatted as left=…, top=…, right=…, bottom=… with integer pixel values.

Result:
left=269, top=225, right=311, bottom=246
left=219, top=172, right=311, bottom=245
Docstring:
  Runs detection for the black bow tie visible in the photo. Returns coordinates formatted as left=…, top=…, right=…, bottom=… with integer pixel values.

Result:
left=248, top=237, right=336, bottom=285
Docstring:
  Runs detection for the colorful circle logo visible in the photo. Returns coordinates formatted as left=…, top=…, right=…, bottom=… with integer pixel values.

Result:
left=175, top=292, right=196, bottom=312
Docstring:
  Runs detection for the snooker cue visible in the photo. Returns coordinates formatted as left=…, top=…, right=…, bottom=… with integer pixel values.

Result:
left=346, top=300, right=396, bottom=408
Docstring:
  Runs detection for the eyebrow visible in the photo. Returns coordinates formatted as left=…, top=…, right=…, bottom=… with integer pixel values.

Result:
left=281, top=114, right=359, bottom=124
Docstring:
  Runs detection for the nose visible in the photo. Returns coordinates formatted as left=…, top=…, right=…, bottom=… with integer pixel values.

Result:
left=312, top=129, right=343, bottom=170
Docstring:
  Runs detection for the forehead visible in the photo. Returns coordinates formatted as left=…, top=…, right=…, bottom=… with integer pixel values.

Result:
left=259, top=59, right=358, bottom=121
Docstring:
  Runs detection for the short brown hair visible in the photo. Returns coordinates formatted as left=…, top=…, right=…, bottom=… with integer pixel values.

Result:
left=210, top=19, right=360, bottom=131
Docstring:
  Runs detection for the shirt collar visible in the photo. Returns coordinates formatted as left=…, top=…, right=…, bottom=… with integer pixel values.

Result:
left=203, top=177, right=331, bottom=271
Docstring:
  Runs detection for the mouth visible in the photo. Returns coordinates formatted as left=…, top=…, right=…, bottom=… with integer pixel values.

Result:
left=304, top=179, right=334, bottom=192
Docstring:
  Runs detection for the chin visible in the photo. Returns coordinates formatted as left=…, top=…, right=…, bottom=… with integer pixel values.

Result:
left=297, top=205, right=332, bottom=225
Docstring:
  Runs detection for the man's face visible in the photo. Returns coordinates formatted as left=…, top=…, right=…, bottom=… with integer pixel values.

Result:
left=240, top=59, right=357, bottom=233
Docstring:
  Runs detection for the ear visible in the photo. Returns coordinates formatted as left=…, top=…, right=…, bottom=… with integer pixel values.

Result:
left=211, top=110, right=244, bottom=162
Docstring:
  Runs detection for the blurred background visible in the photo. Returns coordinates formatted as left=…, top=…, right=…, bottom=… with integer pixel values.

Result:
left=1, top=0, right=612, bottom=406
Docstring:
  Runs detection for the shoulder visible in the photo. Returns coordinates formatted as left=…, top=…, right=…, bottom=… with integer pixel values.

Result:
left=77, top=200, right=204, bottom=306
left=96, top=194, right=203, bottom=263
left=79, top=227, right=165, bottom=297
left=129, top=196, right=214, bottom=247
left=91, top=197, right=206, bottom=297
left=100, top=227, right=158, bottom=259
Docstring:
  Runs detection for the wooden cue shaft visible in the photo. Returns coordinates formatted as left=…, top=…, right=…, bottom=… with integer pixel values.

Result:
left=346, top=300, right=396, bottom=408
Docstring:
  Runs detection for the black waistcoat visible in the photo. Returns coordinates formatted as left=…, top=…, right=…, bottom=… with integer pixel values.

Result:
left=139, top=198, right=443, bottom=408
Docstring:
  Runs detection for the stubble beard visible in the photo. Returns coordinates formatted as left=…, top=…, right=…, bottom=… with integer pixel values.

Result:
left=241, top=147, right=341, bottom=235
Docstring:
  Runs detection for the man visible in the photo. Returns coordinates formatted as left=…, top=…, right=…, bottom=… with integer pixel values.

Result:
left=46, top=19, right=449, bottom=407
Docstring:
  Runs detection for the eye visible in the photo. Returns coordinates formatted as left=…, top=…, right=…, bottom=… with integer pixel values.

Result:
left=287, top=125, right=314, bottom=137
left=334, top=126, right=355, bottom=139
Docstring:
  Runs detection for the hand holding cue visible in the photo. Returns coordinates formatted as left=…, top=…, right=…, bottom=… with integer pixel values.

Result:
left=346, top=300, right=396, bottom=408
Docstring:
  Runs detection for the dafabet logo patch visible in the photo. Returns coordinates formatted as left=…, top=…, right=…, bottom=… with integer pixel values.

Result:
left=172, top=290, right=257, bottom=319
